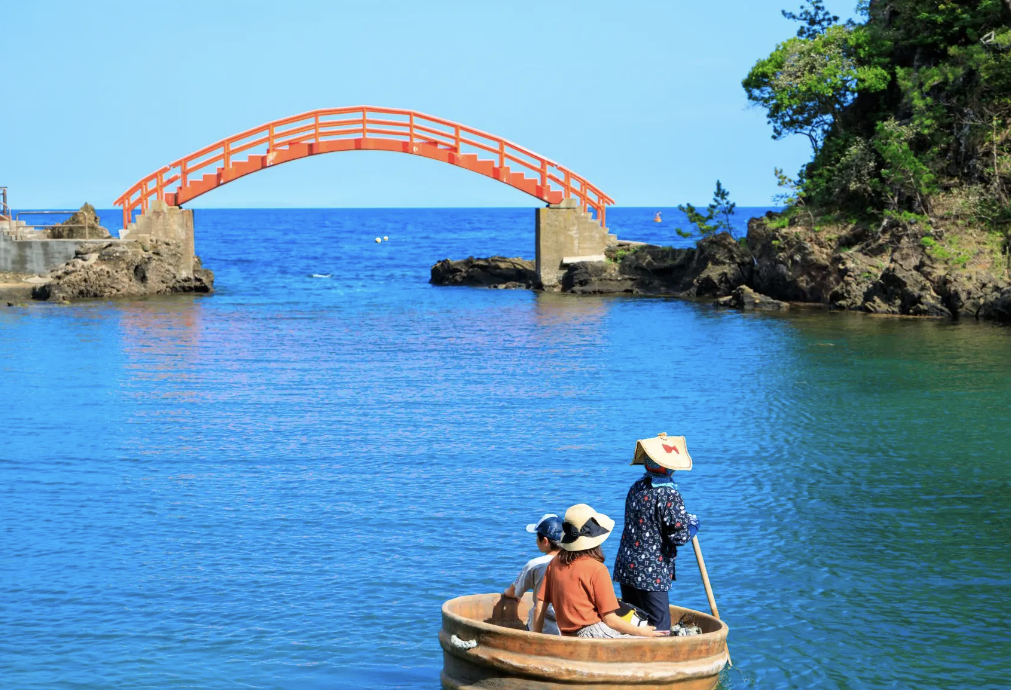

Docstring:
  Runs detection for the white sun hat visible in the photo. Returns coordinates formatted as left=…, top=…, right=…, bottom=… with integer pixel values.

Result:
left=559, top=504, right=615, bottom=551
left=631, top=432, right=693, bottom=471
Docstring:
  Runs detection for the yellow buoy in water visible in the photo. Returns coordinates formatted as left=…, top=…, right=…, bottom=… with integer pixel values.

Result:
left=375, top=237, right=382, bottom=243
left=383, top=236, right=389, bottom=241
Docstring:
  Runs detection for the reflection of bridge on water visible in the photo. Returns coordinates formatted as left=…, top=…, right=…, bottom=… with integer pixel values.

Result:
left=114, top=107, right=617, bottom=289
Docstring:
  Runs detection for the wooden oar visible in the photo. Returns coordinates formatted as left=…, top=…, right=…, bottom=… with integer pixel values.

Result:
left=691, top=535, right=732, bottom=667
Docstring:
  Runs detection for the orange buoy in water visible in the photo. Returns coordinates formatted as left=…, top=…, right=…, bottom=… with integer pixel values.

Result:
left=654, top=211, right=662, bottom=223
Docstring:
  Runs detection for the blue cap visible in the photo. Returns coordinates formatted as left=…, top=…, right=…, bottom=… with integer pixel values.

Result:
left=525, top=514, right=564, bottom=542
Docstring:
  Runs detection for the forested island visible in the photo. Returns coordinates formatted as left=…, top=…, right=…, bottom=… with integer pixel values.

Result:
left=434, top=1, right=1011, bottom=322
left=736, top=0, right=1011, bottom=318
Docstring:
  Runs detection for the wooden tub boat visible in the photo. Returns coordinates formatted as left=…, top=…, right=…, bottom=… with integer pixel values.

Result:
left=440, top=593, right=729, bottom=690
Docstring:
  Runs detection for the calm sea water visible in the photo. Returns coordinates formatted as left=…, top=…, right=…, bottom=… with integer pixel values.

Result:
left=1, top=208, right=1009, bottom=690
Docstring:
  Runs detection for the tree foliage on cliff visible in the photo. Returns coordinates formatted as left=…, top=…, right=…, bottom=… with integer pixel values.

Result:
left=742, top=24, right=889, bottom=151
left=745, top=0, right=1011, bottom=233
left=676, top=181, right=737, bottom=240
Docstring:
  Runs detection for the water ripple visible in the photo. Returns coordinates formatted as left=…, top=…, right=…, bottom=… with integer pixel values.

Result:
left=1, top=209, right=1009, bottom=689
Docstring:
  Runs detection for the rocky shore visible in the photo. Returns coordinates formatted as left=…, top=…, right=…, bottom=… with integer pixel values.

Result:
left=429, top=256, right=537, bottom=289
left=30, top=238, right=214, bottom=302
left=4, top=206, right=214, bottom=304
left=431, top=212, right=1011, bottom=323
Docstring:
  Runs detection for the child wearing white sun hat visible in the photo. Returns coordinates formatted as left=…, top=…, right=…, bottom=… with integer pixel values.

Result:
left=532, top=504, right=664, bottom=638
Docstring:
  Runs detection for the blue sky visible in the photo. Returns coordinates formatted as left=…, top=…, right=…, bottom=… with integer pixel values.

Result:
left=2, top=0, right=858, bottom=209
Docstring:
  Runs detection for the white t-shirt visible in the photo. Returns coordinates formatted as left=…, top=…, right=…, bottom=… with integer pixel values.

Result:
left=512, top=553, right=560, bottom=634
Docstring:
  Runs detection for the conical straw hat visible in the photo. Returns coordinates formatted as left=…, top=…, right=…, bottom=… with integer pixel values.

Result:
left=631, top=432, right=692, bottom=471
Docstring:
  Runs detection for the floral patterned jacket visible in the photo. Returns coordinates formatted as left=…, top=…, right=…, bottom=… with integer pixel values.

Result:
left=612, top=476, right=693, bottom=592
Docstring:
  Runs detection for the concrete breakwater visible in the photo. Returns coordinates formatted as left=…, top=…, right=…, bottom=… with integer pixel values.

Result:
left=1, top=203, right=213, bottom=304
left=431, top=212, right=1011, bottom=323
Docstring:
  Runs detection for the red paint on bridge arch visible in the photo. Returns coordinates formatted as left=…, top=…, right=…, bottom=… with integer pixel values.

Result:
left=115, top=106, right=614, bottom=229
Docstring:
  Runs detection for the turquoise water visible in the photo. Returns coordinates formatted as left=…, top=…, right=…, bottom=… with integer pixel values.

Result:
left=1, top=208, right=1009, bottom=689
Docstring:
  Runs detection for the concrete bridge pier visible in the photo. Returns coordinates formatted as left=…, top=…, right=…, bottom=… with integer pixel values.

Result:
left=121, top=200, right=195, bottom=278
left=536, top=198, right=616, bottom=289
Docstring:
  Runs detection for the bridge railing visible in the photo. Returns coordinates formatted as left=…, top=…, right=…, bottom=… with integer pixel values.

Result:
left=115, top=107, right=614, bottom=229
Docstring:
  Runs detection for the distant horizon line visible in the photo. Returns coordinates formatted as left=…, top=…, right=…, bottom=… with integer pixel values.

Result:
left=12, top=205, right=782, bottom=212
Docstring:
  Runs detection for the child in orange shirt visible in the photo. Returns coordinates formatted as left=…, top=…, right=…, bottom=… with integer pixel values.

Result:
left=533, top=504, right=664, bottom=638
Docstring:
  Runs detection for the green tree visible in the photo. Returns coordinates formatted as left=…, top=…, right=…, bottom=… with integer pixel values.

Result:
left=677, top=181, right=737, bottom=240
left=743, top=1, right=1011, bottom=217
left=744, top=1, right=1011, bottom=229
left=773, top=167, right=816, bottom=226
left=873, top=118, right=937, bottom=213
left=742, top=25, right=889, bottom=153
left=781, top=0, right=841, bottom=40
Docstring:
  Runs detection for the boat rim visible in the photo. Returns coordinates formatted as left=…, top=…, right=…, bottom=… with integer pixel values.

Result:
left=441, top=592, right=730, bottom=645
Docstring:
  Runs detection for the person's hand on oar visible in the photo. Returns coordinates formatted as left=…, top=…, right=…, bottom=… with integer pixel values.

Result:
left=687, top=514, right=700, bottom=540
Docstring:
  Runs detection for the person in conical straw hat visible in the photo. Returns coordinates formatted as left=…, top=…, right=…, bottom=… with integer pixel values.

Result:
left=533, top=504, right=665, bottom=638
left=611, top=433, right=700, bottom=634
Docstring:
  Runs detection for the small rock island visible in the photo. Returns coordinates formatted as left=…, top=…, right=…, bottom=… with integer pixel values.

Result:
left=1, top=203, right=213, bottom=304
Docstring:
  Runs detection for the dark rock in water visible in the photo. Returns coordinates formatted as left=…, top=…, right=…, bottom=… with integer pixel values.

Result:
left=862, top=265, right=949, bottom=317
left=561, top=260, right=636, bottom=294
left=431, top=234, right=751, bottom=298
left=430, top=256, right=536, bottom=288
left=935, top=270, right=1003, bottom=318
left=613, top=245, right=691, bottom=293
left=613, top=234, right=751, bottom=297
left=432, top=234, right=751, bottom=297
left=747, top=217, right=836, bottom=302
left=747, top=213, right=1011, bottom=321
left=45, top=203, right=112, bottom=240
left=978, top=288, right=1011, bottom=323
left=687, top=233, right=753, bottom=296
left=32, top=238, right=213, bottom=301
left=715, top=285, right=789, bottom=311
left=433, top=213, right=1011, bottom=323
left=855, top=238, right=947, bottom=316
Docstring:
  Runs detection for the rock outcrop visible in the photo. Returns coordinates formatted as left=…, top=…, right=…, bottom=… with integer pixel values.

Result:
left=32, top=238, right=213, bottom=301
left=715, top=285, right=790, bottom=310
left=45, top=204, right=112, bottom=240
left=746, top=213, right=1010, bottom=321
left=747, top=215, right=836, bottom=302
left=430, top=256, right=536, bottom=289
left=594, top=234, right=752, bottom=297
left=431, top=212, right=1011, bottom=323
left=434, top=234, right=753, bottom=298
left=978, top=287, right=1011, bottom=322
left=561, top=259, right=636, bottom=294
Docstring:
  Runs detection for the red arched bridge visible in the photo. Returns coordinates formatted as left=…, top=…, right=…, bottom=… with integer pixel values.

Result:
left=114, top=106, right=614, bottom=229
